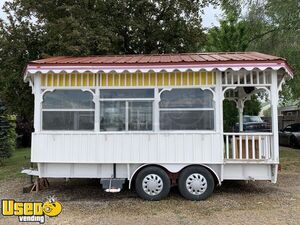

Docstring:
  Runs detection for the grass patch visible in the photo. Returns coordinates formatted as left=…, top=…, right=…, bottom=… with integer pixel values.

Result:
left=0, top=148, right=31, bottom=181
left=280, top=146, right=300, bottom=173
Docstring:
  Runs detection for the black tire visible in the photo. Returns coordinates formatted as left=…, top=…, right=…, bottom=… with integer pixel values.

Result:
left=178, top=166, right=215, bottom=201
left=135, top=166, right=171, bottom=201
left=290, top=136, right=299, bottom=149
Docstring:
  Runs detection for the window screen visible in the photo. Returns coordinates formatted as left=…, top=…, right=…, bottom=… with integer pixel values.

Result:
left=159, top=88, right=214, bottom=130
left=128, top=101, right=152, bottom=131
left=42, top=90, right=95, bottom=130
left=100, top=101, right=126, bottom=131
left=159, top=88, right=213, bottom=108
left=43, top=111, right=94, bottom=130
left=100, top=89, right=153, bottom=131
left=43, top=90, right=94, bottom=109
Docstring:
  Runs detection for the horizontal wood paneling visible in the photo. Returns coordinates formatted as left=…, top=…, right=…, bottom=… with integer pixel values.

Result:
left=32, top=133, right=222, bottom=164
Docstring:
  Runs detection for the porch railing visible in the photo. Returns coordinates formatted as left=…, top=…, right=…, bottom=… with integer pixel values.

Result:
left=224, top=133, right=273, bottom=161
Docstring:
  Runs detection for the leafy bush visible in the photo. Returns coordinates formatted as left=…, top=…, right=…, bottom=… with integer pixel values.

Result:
left=0, top=102, right=17, bottom=165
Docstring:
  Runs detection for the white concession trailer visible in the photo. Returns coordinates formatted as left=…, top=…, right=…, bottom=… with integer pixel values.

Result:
left=23, top=52, right=293, bottom=200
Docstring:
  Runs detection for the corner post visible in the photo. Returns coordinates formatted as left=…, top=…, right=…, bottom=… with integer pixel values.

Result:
left=94, top=88, right=100, bottom=132
left=215, top=70, right=224, bottom=167
left=215, top=70, right=223, bottom=134
left=271, top=70, right=279, bottom=162
left=33, top=74, right=42, bottom=132
left=153, top=87, right=160, bottom=132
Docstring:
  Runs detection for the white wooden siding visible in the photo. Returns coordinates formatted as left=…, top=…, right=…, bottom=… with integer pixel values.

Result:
left=31, top=132, right=222, bottom=164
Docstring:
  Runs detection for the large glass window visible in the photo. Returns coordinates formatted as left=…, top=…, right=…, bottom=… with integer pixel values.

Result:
left=159, top=88, right=213, bottom=109
left=42, top=90, right=94, bottom=130
left=128, top=101, right=152, bottom=131
left=159, top=88, right=214, bottom=130
left=100, top=101, right=126, bottom=131
left=100, top=89, right=153, bottom=131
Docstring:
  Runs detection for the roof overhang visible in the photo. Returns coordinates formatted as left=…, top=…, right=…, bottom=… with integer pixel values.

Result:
left=23, top=61, right=293, bottom=82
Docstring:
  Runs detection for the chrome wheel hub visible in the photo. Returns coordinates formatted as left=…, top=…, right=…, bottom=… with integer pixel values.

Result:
left=142, top=174, right=163, bottom=196
left=186, top=173, right=207, bottom=195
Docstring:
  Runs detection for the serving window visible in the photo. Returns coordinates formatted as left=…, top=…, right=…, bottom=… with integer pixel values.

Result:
left=159, top=88, right=214, bottom=130
left=100, top=89, right=154, bottom=131
left=42, top=90, right=95, bottom=130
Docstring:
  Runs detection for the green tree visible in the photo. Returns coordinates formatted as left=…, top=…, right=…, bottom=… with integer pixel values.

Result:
left=0, top=0, right=216, bottom=145
left=206, top=12, right=262, bottom=130
left=217, top=0, right=300, bottom=129
left=6, top=0, right=216, bottom=55
left=206, top=13, right=249, bottom=51
left=244, top=96, right=261, bottom=116
left=221, top=0, right=300, bottom=104
left=0, top=1, right=44, bottom=145
left=0, top=101, right=17, bottom=164
left=223, top=100, right=238, bottom=132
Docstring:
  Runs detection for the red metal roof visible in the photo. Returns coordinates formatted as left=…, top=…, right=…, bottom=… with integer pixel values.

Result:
left=24, top=52, right=293, bottom=78
left=29, top=52, right=286, bottom=66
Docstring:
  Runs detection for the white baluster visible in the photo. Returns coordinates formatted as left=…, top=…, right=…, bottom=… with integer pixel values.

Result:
left=239, top=135, right=242, bottom=159
left=245, top=135, right=249, bottom=159
left=252, top=135, right=255, bottom=159
left=226, top=135, right=229, bottom=159
left=258, top=136, right=262, bottom=159
left=232, top=135, right=236, bottom=159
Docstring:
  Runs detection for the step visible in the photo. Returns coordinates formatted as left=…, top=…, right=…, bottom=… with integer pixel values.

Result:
left=100, top=178, right=126, bottom=193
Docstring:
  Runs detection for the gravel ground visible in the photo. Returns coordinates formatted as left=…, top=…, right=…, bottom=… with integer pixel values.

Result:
left=1, top=149, right=300, bottom=225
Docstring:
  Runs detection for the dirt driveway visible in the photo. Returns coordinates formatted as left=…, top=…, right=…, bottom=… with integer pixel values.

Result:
left=1, top=148, right=300, bottom=225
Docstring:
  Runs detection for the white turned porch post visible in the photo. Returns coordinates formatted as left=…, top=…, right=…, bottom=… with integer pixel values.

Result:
left=271, top=70, right=279, bottom=162
left=33, top=74, right=42, bottom=132
left=237, top=88, right=244, bottom=132
left=237, top=100, right=244, bottom=132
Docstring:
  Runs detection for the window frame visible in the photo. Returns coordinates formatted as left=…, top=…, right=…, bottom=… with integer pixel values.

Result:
left=41, top=89, right=95, bottom=131
left=158, top=88, right=215, bottom=131
left=39, top=86, right=216, bottom=133
left=99, top=88, right=155, bottom=132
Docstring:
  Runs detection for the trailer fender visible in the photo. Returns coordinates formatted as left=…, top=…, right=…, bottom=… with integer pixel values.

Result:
left=128, top=164, right=221, bottom=189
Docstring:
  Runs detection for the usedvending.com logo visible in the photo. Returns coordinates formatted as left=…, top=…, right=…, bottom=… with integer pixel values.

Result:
left=1, top=197, right=62, bottom=224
